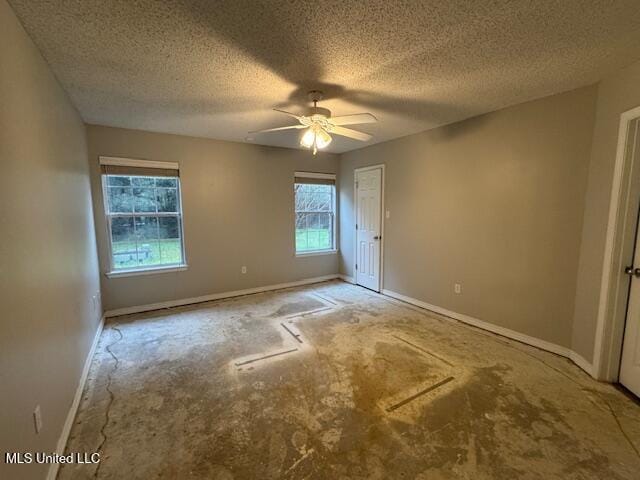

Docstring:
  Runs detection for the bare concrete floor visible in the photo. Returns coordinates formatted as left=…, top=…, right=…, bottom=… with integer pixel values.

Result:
left=60, top=280, right=640, bottom=479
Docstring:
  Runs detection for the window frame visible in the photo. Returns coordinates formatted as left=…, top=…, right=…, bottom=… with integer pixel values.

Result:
left=100, top=157, right=187, bottom=277
left=294, top=171, right=338, bottom=257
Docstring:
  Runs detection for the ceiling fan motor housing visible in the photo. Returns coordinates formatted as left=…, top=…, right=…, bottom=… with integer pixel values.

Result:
left=308, top=106, right=331, bottom=119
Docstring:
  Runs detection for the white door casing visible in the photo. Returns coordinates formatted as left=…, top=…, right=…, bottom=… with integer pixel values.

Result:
left=355, top=167, right=382, bottom=291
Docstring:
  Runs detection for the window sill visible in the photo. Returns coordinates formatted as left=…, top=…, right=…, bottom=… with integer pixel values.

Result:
left=295, top=249, right=338, bottom=258
left=105, top=265, right=188, bottom=278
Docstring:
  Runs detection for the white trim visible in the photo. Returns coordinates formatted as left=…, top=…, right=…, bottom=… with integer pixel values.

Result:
left=353, top=164, right=386, bottom=292
left=593, top=105, right=640, bottom=381
left=339, top=275, right=355, bottom=284
left=295, top=249, right=338, bottom=257
left=570, top=351, right=595, bottom=377
left=294, top=171, right=336, bottom=180
left=382, top=289, right=595, bottom=377
left=353, top=164, right=386, bottom=174
left=106, top=264, right=188, bottom=278
left=293, top=174, right=337, bottom=255
left=99, top=156, right=179, bottom=170
left=101, top=172, right=187, bottom=276
left=47, top=315, right=105, bottom=480
left=104, top=274, right=341, bottom=317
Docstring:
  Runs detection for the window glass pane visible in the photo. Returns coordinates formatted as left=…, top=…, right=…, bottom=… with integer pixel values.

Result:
left=295, top=212, right=308, bottom=252
left=294, top=182, right=335, bottom=252
left=318, top=212, right=332, bottom=250
left=294, top=186, right=304, bottom=211
left=311, top=214, right=330, bottom=250
left=133, top=187, right=156, bottom=212
left=159, top=216, right=180, bottom=239
left=316, top=192, right=332, bottom=211
left=110, top=217, right=137, bottom=269
left=308, top=212, right=320, bottom=230
left=107, top=175, right=131, bottom=187
left=134, top=216, right=160, bottom=267
left=307, top=227, right=320, bottom=250
left=131, top=176, right=155, bottom=187
left=159, top=216, right=183, bottom=265
left=295, top=184, right=332, bottom=211
left=295, top=228, right=307, bottom=252
left=135, top=216, right=158, bottom=240
left=156, top=178, right=177, bottom=187
left=156, top=188, right=178, bottom=212
left=107, top=187, right=133, bottom=213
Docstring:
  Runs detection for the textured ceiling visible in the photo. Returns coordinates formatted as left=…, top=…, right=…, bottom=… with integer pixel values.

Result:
left=8, top=0, right=640, bottom=153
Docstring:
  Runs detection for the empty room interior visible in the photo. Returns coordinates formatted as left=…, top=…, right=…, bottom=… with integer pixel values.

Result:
left=4, top=1, right=640, bottom=479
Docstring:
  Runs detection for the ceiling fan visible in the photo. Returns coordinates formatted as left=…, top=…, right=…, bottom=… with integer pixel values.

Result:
left=249, top=90, right=377, bottom=154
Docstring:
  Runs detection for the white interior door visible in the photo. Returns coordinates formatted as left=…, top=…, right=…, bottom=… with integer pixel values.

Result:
left=355, top=168, right=382, bottom=291
left=620, top=122, right=640, bottom=398
left=621, top=222, right=640, bottom=397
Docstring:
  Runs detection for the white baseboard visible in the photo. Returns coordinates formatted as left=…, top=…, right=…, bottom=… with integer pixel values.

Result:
left=47, top=315, right=105, bottom=480
left=569, top=351, right=595, bottom=377
left=382, top=289, right=595, bottom=378
left=339, top=274, right=355, bottom=284
left=104, top=274, right=342, bottom=317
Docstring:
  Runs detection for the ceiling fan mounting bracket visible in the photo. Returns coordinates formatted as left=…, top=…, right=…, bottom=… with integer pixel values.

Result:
left=307, top=90, right=324, bottom=103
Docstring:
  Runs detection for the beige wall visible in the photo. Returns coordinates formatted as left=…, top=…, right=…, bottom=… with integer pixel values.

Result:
left=340, top=86, right=597, bottom=350
left=87, top=126, right=340, bottom=312
left=0, top=1, right=101, bottom=479
left=572, top=60, right=640, bottom=363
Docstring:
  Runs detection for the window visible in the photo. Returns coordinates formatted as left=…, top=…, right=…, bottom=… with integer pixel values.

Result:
left=295, top=172, right=336, bottom=254
left=100, top=157, right=186, bottom=274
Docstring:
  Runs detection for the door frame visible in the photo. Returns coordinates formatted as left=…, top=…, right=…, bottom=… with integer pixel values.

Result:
left=353, top=164, right=386, bottom=292
left=594, top=105, right=640, bottom=381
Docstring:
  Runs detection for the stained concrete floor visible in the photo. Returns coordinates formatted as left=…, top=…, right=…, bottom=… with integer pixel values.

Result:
left=60, top=280, right=640, bottom=479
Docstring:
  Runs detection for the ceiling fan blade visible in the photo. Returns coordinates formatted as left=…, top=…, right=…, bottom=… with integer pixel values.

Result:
left=328, top=125, right=372, bottom=142
left=249, top=124, right=306, bottom=134
left=329, top=113, right=378, bottom=126
left=273, top=108, right=305, bottom=120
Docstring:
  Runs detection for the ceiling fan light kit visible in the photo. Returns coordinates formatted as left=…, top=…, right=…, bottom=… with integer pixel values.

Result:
left=300, top=123, right=332, bottom=154
left=249, top=90, right=377, bottom=155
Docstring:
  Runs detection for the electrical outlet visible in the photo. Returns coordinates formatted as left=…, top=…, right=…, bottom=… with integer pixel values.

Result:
left=241, top=266, right=247, bottom=274
left=33, top=405, right=42, bottom=434
left=454, top=283, right=462, bottom=294
left=385, top=210, right=390, bottom=219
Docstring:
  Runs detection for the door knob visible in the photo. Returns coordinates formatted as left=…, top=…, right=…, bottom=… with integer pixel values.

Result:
left=373, top=235, right=381, bottom=240
left=624, top=266, right=640, bottom=277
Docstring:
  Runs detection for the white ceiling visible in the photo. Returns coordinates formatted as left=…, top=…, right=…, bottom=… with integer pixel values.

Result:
left=8, top=0, right=640, bottom=153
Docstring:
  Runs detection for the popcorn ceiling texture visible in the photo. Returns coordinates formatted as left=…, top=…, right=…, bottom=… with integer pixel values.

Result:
left=8, top=0, right=640, bottom=153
